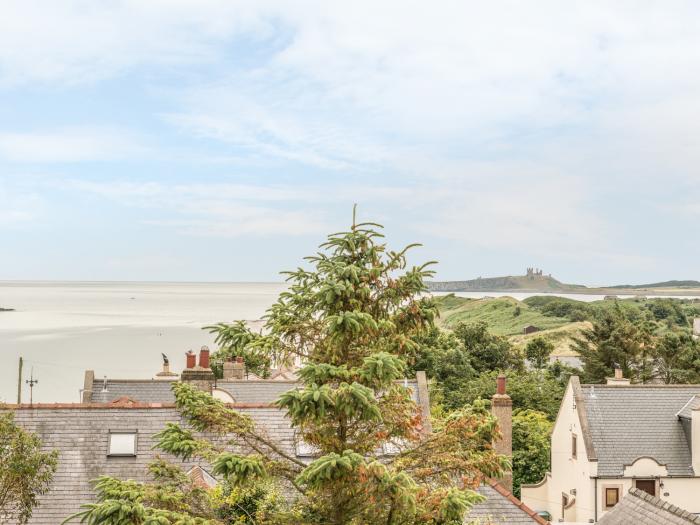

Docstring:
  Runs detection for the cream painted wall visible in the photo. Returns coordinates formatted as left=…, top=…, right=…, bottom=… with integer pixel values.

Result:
left=523, top=378, right=700, bottom=523
left=522, top=381, right=597, bottom=523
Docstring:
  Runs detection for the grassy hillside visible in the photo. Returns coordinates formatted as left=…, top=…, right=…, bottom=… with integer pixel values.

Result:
left=429, top=274, right=582, bottom=293
left=429, top=273, right=700, bottom=296
left=435, top=294, right=571, bottom=336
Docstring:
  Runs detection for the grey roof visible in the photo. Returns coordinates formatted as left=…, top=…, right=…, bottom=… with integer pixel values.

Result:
left=91, top=378, right=420, bottom=405
left=580, top=384, right=700, bottom=476
left=598, top=488, right=700, bottom=525
left=465, top=483, right=545, bottom=524
left=6, top=406, right=295, bottom=525
left=676, top=395, right=700, bottom=420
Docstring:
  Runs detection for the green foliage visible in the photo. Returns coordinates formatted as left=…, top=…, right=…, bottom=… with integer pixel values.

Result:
left=573, top=305, right=654, bottom=383
left=204, top=321, right=272, bottom=379
left=511, top=410, right=552, bottom=498
left=652, top=331, right=700, bottom=384
left=523, top=296, right=592, bottom=322
left=68, top=210, right=505, bottom=525
left=0, top=412, right=58, bottom=524
left=451, top=370, right=566, bottom=420
left=525, top=337, right=554, bottom=370
left=452, top=322, right=523, bottom=374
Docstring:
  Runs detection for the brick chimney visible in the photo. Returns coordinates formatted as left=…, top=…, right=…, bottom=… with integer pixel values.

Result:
left=606, top=367, right=631, bottom=385
left=492, top=374, right=513, bottom=492
left=181, top=346, right=215, bottom=393
left=223, top=356, right=246, bottom=380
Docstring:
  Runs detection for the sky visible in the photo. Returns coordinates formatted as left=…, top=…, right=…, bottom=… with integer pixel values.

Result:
left=1, top=1, right=699, bottom=285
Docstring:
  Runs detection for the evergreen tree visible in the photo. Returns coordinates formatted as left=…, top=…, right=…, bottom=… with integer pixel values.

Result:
left=573, top=304, right=653, bottom=383
left=65, top=210, right=506, bottom=525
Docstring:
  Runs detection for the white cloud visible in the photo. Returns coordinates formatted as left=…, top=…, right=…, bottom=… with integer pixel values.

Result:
left=71, top=180, right=328, bottom=237
left=0, top=127, right=145, bottom=163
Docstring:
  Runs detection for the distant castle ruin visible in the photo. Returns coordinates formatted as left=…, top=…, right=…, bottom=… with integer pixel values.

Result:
left=526, top=267, right=544, bottom=278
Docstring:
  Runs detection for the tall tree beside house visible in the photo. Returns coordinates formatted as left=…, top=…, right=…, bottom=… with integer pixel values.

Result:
left=573, top=304, right=654, bottom=383
left=64, top=211, right=507, bottom=525
left=511, top=410, right=552, bottom=499
left=0, top=412, right=58, bottom=524
left=652, top=331, right=700, bottom=384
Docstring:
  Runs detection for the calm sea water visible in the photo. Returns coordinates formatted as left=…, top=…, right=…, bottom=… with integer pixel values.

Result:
left=0, top=282, right=286, bottom=403
left=1, top=282, right=696, bottom=403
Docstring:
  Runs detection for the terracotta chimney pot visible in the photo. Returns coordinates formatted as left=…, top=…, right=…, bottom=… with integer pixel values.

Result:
left=199, top=346, right=210, bottom=369
left=496, top=374, right=507, bottom=395
left=185, top=350, right=196, bottom=369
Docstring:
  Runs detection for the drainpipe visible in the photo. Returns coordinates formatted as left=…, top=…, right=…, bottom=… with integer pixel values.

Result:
left=594, top=477, right=598, bottom=523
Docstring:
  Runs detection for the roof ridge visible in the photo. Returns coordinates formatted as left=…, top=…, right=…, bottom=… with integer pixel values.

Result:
left=628, top=488, right=700, bottom=524
left=487, top=479, right=549, bottom=524
left=2, top=402, right=277, bottom=409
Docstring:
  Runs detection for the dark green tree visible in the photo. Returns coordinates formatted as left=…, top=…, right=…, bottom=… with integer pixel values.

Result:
left=511, top=410, right=552, bottom=499
left=452, top=322, right=522, bottom=374
left=524, top=337, right=554, bottom=370
left=65, top=211, right=506, bottom=525
left=652, top=331, right=700, bottom=384
left=447, top=370, right=565, bottom=419
left=573, top=305, right=653, bottom=383
left=0, top=412, right=58, bottom=524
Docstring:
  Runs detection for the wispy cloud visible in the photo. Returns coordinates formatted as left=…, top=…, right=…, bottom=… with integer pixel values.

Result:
left=0, top=127, right=145, bottom=163
left=70, top=180, right=328, bottom=237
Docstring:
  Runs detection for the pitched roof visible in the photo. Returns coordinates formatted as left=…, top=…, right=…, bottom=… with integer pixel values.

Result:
left=465, top=480, right=548, bottom=524
left=578, top=383, right=700, bottom=476
left=676, top=395, right=700, bottom=420
left=598, top=488, right=700, bottom=525
left=5, top=405, right=295, bottom=525
left=90, top=378, right=421, bottom=405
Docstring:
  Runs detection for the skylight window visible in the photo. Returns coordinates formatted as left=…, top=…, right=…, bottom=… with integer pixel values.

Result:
left=108, top=431, right=137, bottom=456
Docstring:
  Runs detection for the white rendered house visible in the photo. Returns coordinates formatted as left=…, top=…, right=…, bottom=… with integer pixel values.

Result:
left=522, top=371, right=700, bottom=523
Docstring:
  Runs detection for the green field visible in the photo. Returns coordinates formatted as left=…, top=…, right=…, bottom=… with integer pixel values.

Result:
left=435, top=295, right=570, bottom=335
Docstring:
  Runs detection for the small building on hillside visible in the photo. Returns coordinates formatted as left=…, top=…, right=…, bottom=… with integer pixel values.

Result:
left=693, top=318, right=700, bottom=340
left=523, top=325, right=540, bottom=335
left=521, top=369, right=700, bottom=524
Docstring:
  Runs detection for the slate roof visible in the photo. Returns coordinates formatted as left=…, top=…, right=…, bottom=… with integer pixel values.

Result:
left=676, top=395, right=700, bottom=420
left=579, top=384, right=700, bottom=476
left=598, top=488, right=700, bottom=525
left=5, top=405, right=295, bottom=525
left=90, top=378, right=420, bottom=405
left=465, top=480, right=548, bottom=524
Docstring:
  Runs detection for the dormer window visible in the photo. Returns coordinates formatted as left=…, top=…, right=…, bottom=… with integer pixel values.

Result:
left=108, top=431, right=137, bottom=456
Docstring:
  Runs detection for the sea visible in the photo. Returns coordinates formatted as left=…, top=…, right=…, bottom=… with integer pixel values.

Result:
left=1, top=281, right=696, bottom=403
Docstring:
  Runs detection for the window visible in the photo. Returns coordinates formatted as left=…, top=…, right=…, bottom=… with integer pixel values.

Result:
left=571, top=434, right=577, bottom=459
left=635, top=479, right=656, bottom=497
left=108, top=432, right=137, bottom=456
left=605, top=487, right=619, bottom=508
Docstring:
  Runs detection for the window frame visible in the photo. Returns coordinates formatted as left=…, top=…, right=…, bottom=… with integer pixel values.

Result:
left=571, top=433, right=577, bottom=459
left=108, top=430, right=138, bottom=457
left=604, top=487, right=620, bottom=509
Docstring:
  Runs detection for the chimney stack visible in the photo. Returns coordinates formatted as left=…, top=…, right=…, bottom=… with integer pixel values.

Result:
left=492, top=374, right=513, bottom=492
left=606, top=367, right=631, bottom=385
left=223, top=356, right=246, bottom=381
left=181, top=347, right=215, bottom=393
